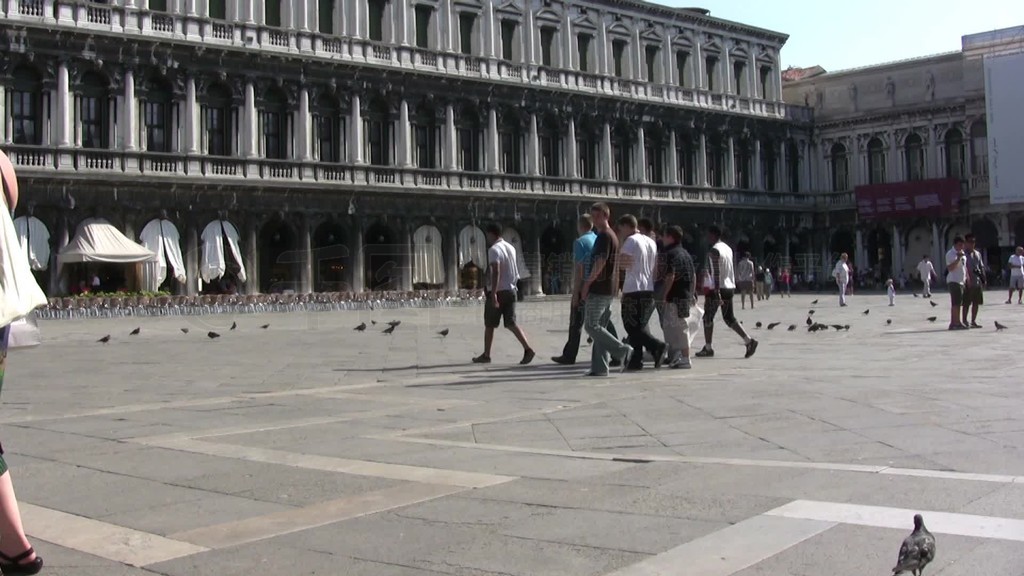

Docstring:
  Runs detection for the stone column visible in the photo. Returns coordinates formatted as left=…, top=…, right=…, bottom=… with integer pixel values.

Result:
left=726, top=136, right=735, bottom=188
left=636, top=125, right=647, bottom=183
left=185, top=222, right=199, bottom=296
left=928, top=127, right=939, bottom=179
left=446, top=220, right=458, bottom=291
left=667, top=129, right=679, bottom=185
left=891, top=224, right=902, bottom=278
left=184, top=77, right=198, bottom=154
left=350, top=93, right=364, bottom=164
left=296, top=0, right=309, bottom=31
left=243, top=80, right=257, bottom=158
left=752, top=138, right=762, bottom=190
left=796, top=140, right=808, bottom=193
left=698, top=133, right=708, bottom=186
left=397, top=0, right=409, bottom=46
left=348, top=0, right=361, bottom=38
left=566, top=116, right=578, bottom=179
left=527, top=113, right=539, bottom=176
left=122, top=69, right=137, bottom=151
left=0, top=86, right=7, bottom=144
left=56, top=61, right=71, bottom=147
left=483, top=0, right=496, bottom=59
left=855, top=229, right=865, bottom=270
left=692, top=40, right=703, bottom=89
left=486, top=107, right=499, bottom=173
left=601, top=122, right=613, bottom=180
left=350, top=218, right=365, bottom=292
left=297, top=87, right=311, bottom=161
left=398, top=99, right=412, bottom=168
left=931, top=222, right=942, bottom=278
left=531, top=229, right=544, bottom=296
left=402, top=223, right=414, bottom=290
left=245, top=220, right=258, bottom=294
left=888, top=131, right=899, bottom=183
left=779, top=142, right=788, bottom=192
left=300, top=215, right=313, bottom=293
left=749, top=51, right=758, bottom=99
left=444, top=103, right=456, bottom=170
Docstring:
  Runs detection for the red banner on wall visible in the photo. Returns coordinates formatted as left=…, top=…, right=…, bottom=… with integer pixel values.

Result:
left=855, top=178, right=962, bottom=221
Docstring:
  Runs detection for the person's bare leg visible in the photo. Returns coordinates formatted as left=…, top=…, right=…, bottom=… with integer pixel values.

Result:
left=508, top=326, right=531, bottom=350
left=0, top=472, right=36, bottom=562
left=950, top=304, right=960, bottom=326
left=483, top=327, right=495, bottom=357
left=971, top=303, right=979, bottom=323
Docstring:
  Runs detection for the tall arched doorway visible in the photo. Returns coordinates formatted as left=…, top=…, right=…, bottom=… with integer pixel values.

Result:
left=365, top=221, right=399, bottom=291
left=830, top=229, right=855, bottom=264
left=260, top=219, right=298, bottom=293
left=313, top=220, right=349, bottom=292
left=866, top=227, right=891, bottom=280
left=971, top=218, right=1001, bottom=280
left=540, top=224, right=567, bottom=295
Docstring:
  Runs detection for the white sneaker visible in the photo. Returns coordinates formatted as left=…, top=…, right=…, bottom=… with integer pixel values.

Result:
left=669, top=358, right=692, bottom=369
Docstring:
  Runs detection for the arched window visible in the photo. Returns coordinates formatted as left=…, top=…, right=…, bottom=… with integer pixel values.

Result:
left=318, top=0, right=336, bottom=34
left=611, top=38, right=628, bottom=78
left=944, top=128, right=965, bottom=180
left=412, top=101, right=439, bottom=169
left=644, top=127, right=665, bottom=184
left=970, top=121, right=987, bottom=177
left=706, top=134, right=724, bottom=187
left=142, top=76, right=173, bottom=153
left=9, top=65, right=43, bottom=145
left=367, top=0, right=389, bottom=42
left=457, top=104, right=482, bottom=172
left=830, top=143, right=849, bottom=191
left=904, top=132, right=924, bottom=181
left=204, top=83, right=233, bottom=156
left=762, top=140, right=777, bottom=190
left=499, top=112, right=524, bottom=174
left=538, top=115, right=561, bottom=177
left=265, top=0, right=283, bottom=27
left=786, top=139, right=799, bottom=192
left=611, top=124, right=632, bottom=182
left=313, top=94, right=342, bottom=163
left=576, top=120, right=599, bottom=180
left=365, top=96, right=392, bottom=166
left=676, top=132, right=696, bottom=186
left=209, top=0, right=226, bottom=19
left=149, top=0, right=168, bottom=10
left=261, top=88, right=289, bottom=160
left=868, top=137, right=886, bottom=185
left=79, top=71, right=110, bottom=149
left=734, top=138, right=750, bottom=188
left=644, top=44, right=661, bottom=83
left=539, top=27, right=557, bottom=67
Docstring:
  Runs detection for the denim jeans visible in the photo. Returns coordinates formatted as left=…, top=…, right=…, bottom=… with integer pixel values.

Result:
left=561, top=294, right=617, bottom=361
left=621, top=291, right=664, bottom=368
left=584, top=295, right=630, bottom=374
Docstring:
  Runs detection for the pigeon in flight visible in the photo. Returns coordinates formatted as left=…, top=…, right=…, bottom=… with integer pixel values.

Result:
left=995, top=321, right=1008, bottom=331
left=929, top=300, right=938, bottom=307
left=260, top=324, right=270, bottom=329
left=863, top=309, right=870, bottom=315
left=354, top=323, right=367, bottom=332
left=181, top=328, right=189, bottom=334
left=97, top=335, right=111, bottom=344
left=811, top=299, right=819, bottom=305
left=766, top=322, right=781, bottom=330
left=129, top=327, right=141, bottom=336
left=927, top=316, right=937, bottom=322
left=207, top=331, right=220, bottom=339
left=230, top=321, right=237, bottom=331
left=438, top=328, right=450, bottom=337
left=755, top=321, right=762, bottom=329
left=387, top=320, right=402, bottom=328
left=787, top=324, right=797, bottom=331
left=383, top=325, right=397, bottom=335
left=892, top=514, right=935, bottom=576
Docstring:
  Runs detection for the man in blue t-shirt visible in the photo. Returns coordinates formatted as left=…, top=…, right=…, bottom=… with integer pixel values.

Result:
left=552, top=213, right=619, bottom=365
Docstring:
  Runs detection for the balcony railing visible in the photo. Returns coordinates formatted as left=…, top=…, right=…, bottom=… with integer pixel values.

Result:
left=2, top=145, right=820, bottom=209
left=0, top=4, right=792, bottom=121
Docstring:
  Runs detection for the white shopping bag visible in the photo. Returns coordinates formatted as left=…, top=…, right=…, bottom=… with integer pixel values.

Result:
left=8, top=311, right=40, bottom=349
left=0, top=155, right=48, bottom=329
left=686, top=304, right=704, bottom=348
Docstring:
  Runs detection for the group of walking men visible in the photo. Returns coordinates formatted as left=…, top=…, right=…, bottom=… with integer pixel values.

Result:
left=472, top=203, right=759, bottom=374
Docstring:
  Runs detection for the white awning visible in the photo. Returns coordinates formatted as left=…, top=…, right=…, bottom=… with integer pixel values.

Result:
left=458, top=225, right=487, bottom=268
left=412, top=225, right=445, bottom=285
left=13, top=215, right=50, bottom=271
left=502, top=227, right=531, bottom=280
left=57, top=218, right=156, bottom=268
left=140, top=218, right=187, bottom=291
left=200, top=220, right=247, bottom=284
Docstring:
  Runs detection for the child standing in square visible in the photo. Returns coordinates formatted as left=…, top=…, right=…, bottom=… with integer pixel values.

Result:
left=887, top=278, right=896, bottom=306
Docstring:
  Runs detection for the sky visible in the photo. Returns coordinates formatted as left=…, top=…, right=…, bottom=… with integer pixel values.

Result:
left=663, top=0, right=1024, bottom=72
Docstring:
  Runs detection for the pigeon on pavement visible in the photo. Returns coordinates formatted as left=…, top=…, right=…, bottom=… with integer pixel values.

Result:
left=129, top=327, right=141, bottom=336
left=927, top=316, right=937, bottom=322
left=207, top=331, right=220, bottom=339
left=439, top=328, right=450, bottom=337
left=181, top=328, right=189, bottom=334
left=863, top=309, right=870, bottom=315
left=230, top=321, right=237, bottom=331
left=892, top=514, right=935, bottom=576
left=806, top=317, right=813, bottom=326
left=354, top=322, right=367, bottom=331
left=755, top=321, right=762, bottom=329
left=387, top=320, right=401, bottom=328
left=929, top=300, right=938, bottom=307
left=995, top=321, right=1008, bottom=331
left=97, top=335, right=111, bottom=343
left=383, top=325, right=397, bottom=334
left=766, top=322, right=781, bottom=330
left=811, top=299, right=819, bottom=305
left=260, top=324, right=270, bottom=329
left=787, top=324, right=797, bottom=331
left=886, top=319, right=892, bottom=325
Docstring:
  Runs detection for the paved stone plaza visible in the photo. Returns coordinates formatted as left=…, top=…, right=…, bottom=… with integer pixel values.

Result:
left=2, top=291, right=1023, bottom=575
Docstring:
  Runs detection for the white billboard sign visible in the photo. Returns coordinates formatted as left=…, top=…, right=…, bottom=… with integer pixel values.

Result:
left=985, top=52, right=1024, bottom=204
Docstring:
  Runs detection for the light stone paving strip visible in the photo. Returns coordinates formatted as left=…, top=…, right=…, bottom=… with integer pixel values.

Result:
left=21, top=503, right=209, bottom=567
left=600, top=515, right=837, bottom=576
left=168, top=483, right=465, bottom=550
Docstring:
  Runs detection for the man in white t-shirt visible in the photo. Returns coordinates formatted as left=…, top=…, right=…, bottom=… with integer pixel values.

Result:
left=615, top=214, right=666, bottom=371
left=1007, top=246, right=1024, bottom=304
left=945, top=236, right=968, bottom=330
left=832, top=253, right=850, bottom=307
left=696, top=225, right=758, bottom=359
left=916, top=255, right=936, bottom=298
left=473, top=223, right=535, bottom=365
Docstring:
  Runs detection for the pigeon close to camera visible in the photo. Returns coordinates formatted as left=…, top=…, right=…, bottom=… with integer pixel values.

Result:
left=354, top=323, right=366, bottom=331
left=927, top=316, right=937, bottom=322
left=383, top=325, right=397, bottom=334
left=230, top=321, right=237, bottom=331
left=755, top=321, right=762, bottom=329
left=180, top=328, right=189, bottom=334
left=129, top=327, right=141, bottom=336
left=787, top=324, right=797, bottom=331
left=207, top=331, right=220, bottom=339
left=863, top=309, right=870, bottom=315
left=811, top=299, right=819, bottom=305
left=97, top=335, right=111, bottom=344
left=371, top=320, right=377, bottom=325
left=995, top=321, right=1008, bottom=331
left=767, top=322, right=781, bottom=330
left=892, top=514, right=935, bottom=576
left=929, top=300, right=937, bottom=307
left=886, top=319, right=892, bottom=325
left=806, top=317, right=813, bottom=326
left=438, top=328, right=450, bottom=337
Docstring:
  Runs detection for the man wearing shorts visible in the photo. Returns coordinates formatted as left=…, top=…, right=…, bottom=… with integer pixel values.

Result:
left=736, top=252, right=755, bottom=309
left=473, top=223, right=535, bottom=364
left=962, top=233, right=985, bottom=329
left=1006, top=246, right=1024, bottom=304
left=696, top=225, right=758, bottom=359
left=945, top=236, right=968, bottom=330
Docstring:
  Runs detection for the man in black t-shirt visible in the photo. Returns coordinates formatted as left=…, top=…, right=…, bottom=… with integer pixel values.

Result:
left=580, top=202, right=634, bottom=376
left=659, top=226, right=696, bottom=369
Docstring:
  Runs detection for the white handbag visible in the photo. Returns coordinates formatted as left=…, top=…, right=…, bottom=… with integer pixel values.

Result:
left=0, top=176, right=47, bottom=331
left=686, top=304, right=704, bottom=348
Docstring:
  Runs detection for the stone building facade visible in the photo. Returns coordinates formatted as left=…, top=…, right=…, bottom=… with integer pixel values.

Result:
left=783, top=26, right=1024, bottom=283
left=0, top=0, right=817, bottom=296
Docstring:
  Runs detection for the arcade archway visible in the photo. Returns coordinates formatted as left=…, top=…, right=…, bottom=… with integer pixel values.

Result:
left=259, top=219, right=298, bottom=293
left=313, top=220, right=349, bottom=292
left=365, top=221, right=399, bottom=291
left=540, top=224, right=567, bottom=295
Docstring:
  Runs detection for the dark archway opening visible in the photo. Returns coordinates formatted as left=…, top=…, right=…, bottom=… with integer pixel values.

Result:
left=830, top=229, right=856, bottom=264
left=365, top=222, right=399, bottom=291
left=866, top=227, right=891, bottom=281
left=260, top=219, right=298, bottom=293
left=540, top=225, right=567, bottom=295
left=971, top=218, right=1002, bottom=283
left=313, top=221, right=350, bottom=293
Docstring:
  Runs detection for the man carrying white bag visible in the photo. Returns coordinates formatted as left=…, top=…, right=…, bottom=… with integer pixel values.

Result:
left=658, top=226, right=699, bottom=370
